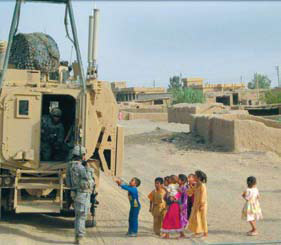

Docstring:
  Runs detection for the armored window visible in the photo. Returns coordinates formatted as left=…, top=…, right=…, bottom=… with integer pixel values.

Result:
left=17, top=99, right=30, bottom=118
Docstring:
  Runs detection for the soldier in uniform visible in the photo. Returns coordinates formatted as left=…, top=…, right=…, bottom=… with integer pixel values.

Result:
left=40, top=107, right=65, bottom=161
left=66, top=145, right=95, bottom=245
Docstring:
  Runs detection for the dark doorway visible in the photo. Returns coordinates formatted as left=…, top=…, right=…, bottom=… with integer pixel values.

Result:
left=154, top=99, right=164, bottom=105
left=233, top=93, right=239, bottom=105
left=41, top=94, right=76, bottom=161
left=42, top=94, right=76, bottom=134
left=216, top=96, right=230, bottom=106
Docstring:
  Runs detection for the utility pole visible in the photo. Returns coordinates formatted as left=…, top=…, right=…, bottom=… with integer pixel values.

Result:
left=179, top=73, right=182, bottom=87
left=276, top=65, right=280, bottom=87
left=153, top=80, right=155, bottom=88
left=255, top=73, right=260, bottom=104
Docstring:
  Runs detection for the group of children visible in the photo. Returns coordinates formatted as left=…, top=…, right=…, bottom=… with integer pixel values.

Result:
left=148, top=171, right=208, bottom=238
left=116, top=171, right=263, bottom=238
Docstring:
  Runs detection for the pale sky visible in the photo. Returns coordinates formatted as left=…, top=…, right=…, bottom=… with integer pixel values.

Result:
left=1, top=0, right=281, bottom=88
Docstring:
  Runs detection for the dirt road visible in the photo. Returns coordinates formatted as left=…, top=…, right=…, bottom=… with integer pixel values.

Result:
left=1, top=119, right=281, bottom=245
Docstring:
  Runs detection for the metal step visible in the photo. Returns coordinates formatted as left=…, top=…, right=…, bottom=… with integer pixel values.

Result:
left=13, top=169, right=64, bottom=213
left=17, top=183, right=61, bottom=189
left=16, top=200, right=61, bottom=213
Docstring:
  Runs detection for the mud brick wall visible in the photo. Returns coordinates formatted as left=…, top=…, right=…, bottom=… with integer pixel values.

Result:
left=168, top=103, right=226, bottom=125
left=126, top=112, right=168, bottom=121
left=212, top=117, right=235, bottom=151
left=192, top=114, right=281, bottom=156
left=168, top=106, right=197, bottom=124
left=234, top=120, right=281, bottom=155
left=122, top=108, right=167, bottom=113
left=222, top=114, right=281, bottom=129
left=192, top=115, right=212, bottom=143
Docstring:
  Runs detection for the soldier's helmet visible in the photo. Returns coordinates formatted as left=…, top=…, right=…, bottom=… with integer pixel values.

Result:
left=72, top=145, right=87, bottom=157
left=50, top=107, right=62, bottom=117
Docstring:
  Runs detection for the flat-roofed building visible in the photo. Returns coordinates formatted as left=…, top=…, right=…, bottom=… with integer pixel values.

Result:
left=111, top=81, right=167, bottom=103
left=182, top=77, right=204, bottom=89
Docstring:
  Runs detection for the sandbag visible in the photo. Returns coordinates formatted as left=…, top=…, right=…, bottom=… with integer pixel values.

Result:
left=9, top=32, right=60, bottom=73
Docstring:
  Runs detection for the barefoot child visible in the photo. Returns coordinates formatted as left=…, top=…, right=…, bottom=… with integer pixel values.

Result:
left=188, top=170, right=208, bottom=237
left=242, top=176, right=262, bottom=236
left=116, top=177, right=141, bottom=237
left=148, top=177, right=167, bottom=236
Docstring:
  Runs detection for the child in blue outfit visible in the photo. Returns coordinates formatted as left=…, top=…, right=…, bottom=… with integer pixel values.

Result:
left=116, top=177, right=141, bottom=237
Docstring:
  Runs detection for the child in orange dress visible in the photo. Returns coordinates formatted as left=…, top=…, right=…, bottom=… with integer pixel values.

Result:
left=187, top=174, right=196, bottom=220
left=187, top=170, right=208, bottom=237
left=148, top=177, right=167, bottom=236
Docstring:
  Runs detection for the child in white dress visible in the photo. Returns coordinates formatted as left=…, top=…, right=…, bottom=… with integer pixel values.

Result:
left=166, top=175, right=179, bottom=201
left=242, top=176, right=262, bottom=236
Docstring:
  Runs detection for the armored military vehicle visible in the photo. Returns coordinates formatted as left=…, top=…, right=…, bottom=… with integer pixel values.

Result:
left=0, top=0, right=123, bottom=224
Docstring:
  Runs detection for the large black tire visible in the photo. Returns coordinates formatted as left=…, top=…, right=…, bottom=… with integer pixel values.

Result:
left=60, top=209, right=75, bottom=217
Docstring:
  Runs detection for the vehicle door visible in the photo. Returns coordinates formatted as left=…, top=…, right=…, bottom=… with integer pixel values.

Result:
left=2, top=91, right=41, bottom=169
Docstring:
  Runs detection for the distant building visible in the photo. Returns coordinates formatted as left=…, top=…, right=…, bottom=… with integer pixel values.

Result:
left=135, top=93, right=172, bottom=106
left=182, top=77, right=204, bottom=88
left=111, top=81, right=169, bottom=104
left=182, top=77, right=245, bottom=92
left=111, top=81, right=127, bottom=90
left=181, top=77, right=265, bottom=106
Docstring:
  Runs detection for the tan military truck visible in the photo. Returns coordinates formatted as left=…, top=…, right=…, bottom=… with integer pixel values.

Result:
left=0, top=0, right=123, bottom=223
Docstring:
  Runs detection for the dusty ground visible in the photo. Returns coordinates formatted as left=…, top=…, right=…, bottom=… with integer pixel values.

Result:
left=1, top=119, right=281, bottom=245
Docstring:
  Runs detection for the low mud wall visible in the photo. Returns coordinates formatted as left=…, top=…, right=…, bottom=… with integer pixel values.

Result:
left=234, top=119, right=281, bottom=154
left=263, top=115, right=281, bottom=121
left=212, top=117, right=235, bottom=150
left=121, top=111, right=168, bottom=121
left=221, top=114, right=281, bottom=129
left=192, top=114, right=281, bottom=155
left=168, top=106, right=196, bottom=124
left=168, top=103, right=228, bottom=125
left=192, top=115, right=212, bottom=143
left=121, top=107, right=167, bottom=113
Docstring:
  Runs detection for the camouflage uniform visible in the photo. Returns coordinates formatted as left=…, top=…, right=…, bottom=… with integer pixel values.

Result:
left=63, top=125, right=75, bottom=161
left=40, top=114, right=65, bottom=161
left=66, top=159, right=94, bottom=243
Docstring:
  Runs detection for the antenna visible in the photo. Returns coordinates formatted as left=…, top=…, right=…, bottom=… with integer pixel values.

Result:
left=276, top=65, right=280, bottom=87
left=69, top=45, right=73, bottom=64
left=87, top=4, right=99, bottom=79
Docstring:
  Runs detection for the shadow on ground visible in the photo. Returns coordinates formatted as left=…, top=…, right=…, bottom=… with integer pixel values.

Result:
left=1, top=212, right=74, bottom=229
left=0, top=224, right=72, bottom=244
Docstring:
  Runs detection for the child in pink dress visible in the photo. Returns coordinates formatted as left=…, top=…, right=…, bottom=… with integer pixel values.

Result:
left=161, top=175, right=184, bottom=239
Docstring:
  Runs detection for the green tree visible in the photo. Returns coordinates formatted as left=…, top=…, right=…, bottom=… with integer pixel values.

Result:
left=264, top=90, right=281, bottom=104
left=168, top=76, right=182, bottom=92
left=172, top=88, right=205, bottom=104
left=248, top=73, right=271, bottom=89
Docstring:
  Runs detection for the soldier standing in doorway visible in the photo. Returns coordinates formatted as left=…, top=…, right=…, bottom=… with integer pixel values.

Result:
left=66, top=145, right=95, bottom=245
left=40, top=107, right=65, bottom=161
